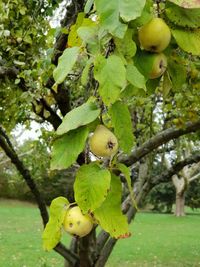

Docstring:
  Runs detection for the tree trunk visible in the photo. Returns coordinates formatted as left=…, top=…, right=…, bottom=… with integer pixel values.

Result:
left=175, top=192, right=185, bottom=217
left=64, top=229, right=97, bottom=267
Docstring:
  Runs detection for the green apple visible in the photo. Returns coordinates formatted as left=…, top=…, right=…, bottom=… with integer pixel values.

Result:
left=135, top=51, right=167, bottom=79
left=63, top=206, right=93, bottom=237
left=89, top=125, right=118, bottom=157
left=138, top=18, right=171, bottom=53
left=149, top=53, right=167, bottom=79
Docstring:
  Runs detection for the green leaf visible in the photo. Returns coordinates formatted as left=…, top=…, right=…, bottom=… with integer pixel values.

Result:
left=81, top=58, right=93, bottom=86
left=77, top=25, right=98, bottom=45
left=42, top=197, right=69, bottom=251
left=57, top=100, right=100, bottom=135
left=114, top=29, right=137, bottom=60
left=109, top=101, right=134, bottom=154
left=126, top=64, right=146, bottom=91
left=74, top=163, right=111, bottom=213
left=53, top=47, right=80, bottom=84
left=166, top=2, right=200, bottom=28
left=130, top=0, right=154, bottom=27
left=94, top=173, right=130, bottom=239
left=162, top=71, right=172, bottom=99
left=117, top=163, right=138, bottom=209
left=146, top=78, right=160, bottom=95
left=168, top=57, right=187, bottom=90
left=84, top=0, right=94, bottom=13
left=95, top=0, right=146, bottom=38
left=172, top=28, right=200, bottom=55
left=94, top=55, right=126, bottom=105
left=119, top=0, right=146, bottom=21
left=95, top=2, right=127, bottom=38
left=167, top=0, right=200, bottom=8
left=121, top=84, right=146, bottom=98
left=50, top=127, right=89, bottom=170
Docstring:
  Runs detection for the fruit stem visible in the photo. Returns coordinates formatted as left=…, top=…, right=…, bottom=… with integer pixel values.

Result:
left=154, top=0, right=161, bottom=17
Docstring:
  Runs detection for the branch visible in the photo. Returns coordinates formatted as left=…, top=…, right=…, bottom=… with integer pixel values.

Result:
left=0, top=126, right=79, bottom=265
left=0, top=149, right=33, bottom=166
left=54, top=242, right=79, bottom=267
left=150, top=153, right=200, bottom=188
left=52, top=0, right=86, bottom=65
left=188, top=162, right=200, bottom=178
left=95, top=152, right=200, bottom=266
left=46, top=1, right=86, bottom=117
left=0, top=126, right=48, bottom=224
left=119, top=121, right=200, bottom=166
left=189, top=172, right=200, bottom=183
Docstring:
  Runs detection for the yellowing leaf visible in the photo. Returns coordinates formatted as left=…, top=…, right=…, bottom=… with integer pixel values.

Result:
left=162, top=71, right=172, bottom=99
left=94, top=173, right=130, bottom=239
left=42, top=197, right=69, bottom=251
left=166, top=2, right=200, bottom=28
left=172, top=28, right=200, bottom=55
left=68, top=13, right=95, bottom=47
left=167, top=0, right=200, bottom=8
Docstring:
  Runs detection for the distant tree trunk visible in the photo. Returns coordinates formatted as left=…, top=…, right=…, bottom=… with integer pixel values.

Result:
left=175, top=191, right=185, bottom=217
left=172, top=175, right=187, bottom=217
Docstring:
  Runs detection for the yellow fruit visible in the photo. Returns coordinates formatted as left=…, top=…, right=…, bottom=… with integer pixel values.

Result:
left=89, top=125, right=118, bottom=157
left=138, top=18, right=171, bottom=53
left=63, top=206, right=93, bottom=237
left=149, top=53, right=167, bottom=79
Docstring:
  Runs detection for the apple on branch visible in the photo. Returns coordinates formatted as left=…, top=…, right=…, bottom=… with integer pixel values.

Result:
left=149, top=53, right=167, bottom=79
left=138, top=18, right=171, bottom=53
left=63, top=206, right=93, bottom=238
left=89, top=125, right=118, bottom=157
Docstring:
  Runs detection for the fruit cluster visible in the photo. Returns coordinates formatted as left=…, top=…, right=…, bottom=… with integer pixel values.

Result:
left=63, top=125, right=118, bottom=237
left=138, top=17, right=171, bottom=79
left=63, top=18, right=172, bottom=239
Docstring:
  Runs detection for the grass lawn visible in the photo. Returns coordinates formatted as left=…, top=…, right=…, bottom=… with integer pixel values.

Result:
left=0, top=199, right=200, bottom=267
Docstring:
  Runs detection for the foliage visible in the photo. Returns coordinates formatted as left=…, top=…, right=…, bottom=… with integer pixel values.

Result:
left=186, top=179, right=200, bottom=209
left=146, top=182, right=175, bottom=213
left=1, top=0, right=200, bottom=264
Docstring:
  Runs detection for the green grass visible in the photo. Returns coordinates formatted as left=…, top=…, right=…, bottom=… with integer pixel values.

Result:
left=0, top=199, right=200, bottom=267
left=107, top=210, right=200, bottom=267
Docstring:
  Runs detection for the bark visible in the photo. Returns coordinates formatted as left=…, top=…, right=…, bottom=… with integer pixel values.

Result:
left=172, top=175, right=187, bottom=217
left=93, top=154, right=200, bottom=266
left=0, top=126, right=48, bottom=225
left=175, top=192, right=185, bottom=217
left=78, top=229, right=97, bottom=267
left=119, top=121, right=200, bottom=166
left=150, top=154, right=200, bottom=187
